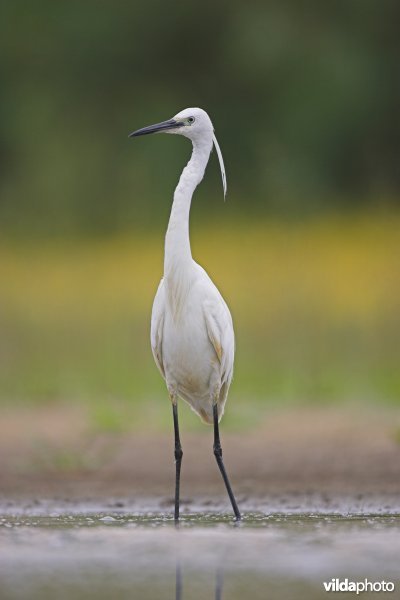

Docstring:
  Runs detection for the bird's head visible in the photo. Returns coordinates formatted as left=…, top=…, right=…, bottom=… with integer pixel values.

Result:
left=129, top=107, right=212, bottom=141
left=129, top=107, right=227, bottom=197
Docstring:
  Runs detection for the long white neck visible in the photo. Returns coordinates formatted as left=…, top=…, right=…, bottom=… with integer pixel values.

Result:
left=164, top=135, right=213, bottom=278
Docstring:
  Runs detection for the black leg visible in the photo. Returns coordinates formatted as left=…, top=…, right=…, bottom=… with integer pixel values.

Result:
left=173, top=401, right=183, bottom=521
left=213, top=403, right=241, bottom=520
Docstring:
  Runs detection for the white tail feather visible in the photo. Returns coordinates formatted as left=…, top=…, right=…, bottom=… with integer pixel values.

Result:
left=213, top=133, right=227, bottom=199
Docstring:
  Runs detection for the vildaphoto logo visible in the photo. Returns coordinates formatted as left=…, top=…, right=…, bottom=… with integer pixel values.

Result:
left=323, top=579, right=395, bottom=594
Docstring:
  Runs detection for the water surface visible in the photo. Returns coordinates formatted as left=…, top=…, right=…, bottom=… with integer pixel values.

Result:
left=0, top=506, right=399, bottom=599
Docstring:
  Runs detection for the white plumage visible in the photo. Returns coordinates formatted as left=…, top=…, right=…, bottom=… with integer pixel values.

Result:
left=147, top=107, right=235, bottom=424
left=151, top=262, right=234, bottom=424
left=130, top=107, right=240, bottom=520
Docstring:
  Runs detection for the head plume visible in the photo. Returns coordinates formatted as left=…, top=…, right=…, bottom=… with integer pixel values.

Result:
left=213, top=133, right=227, bottom=199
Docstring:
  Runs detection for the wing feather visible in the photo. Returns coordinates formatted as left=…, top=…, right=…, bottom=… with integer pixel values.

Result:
left=203, top=295, right=235, bottom=388
left=150, top=279, right=166, bottom=379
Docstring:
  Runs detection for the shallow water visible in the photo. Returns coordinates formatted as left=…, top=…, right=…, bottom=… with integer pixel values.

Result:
left=0, top=506, right=399, bottom=599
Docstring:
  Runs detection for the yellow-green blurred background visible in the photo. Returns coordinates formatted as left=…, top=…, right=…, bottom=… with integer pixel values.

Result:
left=1, top=1, right=399, bottom=433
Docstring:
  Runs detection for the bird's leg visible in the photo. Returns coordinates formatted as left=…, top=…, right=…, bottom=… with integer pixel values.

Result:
left=213, top=403, right=241, bottom=520
left=172, top=399, right=183, bottom=521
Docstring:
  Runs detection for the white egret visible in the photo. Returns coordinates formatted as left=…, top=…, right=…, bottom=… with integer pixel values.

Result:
left=129, top=107, right=240, bottom=521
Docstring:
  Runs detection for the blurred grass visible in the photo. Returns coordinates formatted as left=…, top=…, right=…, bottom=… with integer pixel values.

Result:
left=0, top=212, right=399, bottom=431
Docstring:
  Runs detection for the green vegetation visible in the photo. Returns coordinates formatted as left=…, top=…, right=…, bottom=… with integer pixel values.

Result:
left=1, top=1, right=399, bottom=236
left=1, top=214, right=399, bottom=430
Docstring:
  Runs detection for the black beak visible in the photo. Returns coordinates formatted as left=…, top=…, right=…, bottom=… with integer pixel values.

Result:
left=129, top=119, right=183, bottom=138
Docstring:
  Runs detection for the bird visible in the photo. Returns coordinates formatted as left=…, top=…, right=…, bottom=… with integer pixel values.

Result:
left=129, top=107, right=241, bottom=521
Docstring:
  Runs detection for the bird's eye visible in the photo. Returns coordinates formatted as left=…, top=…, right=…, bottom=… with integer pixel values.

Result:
left=187, top=117, right=195, bottom=124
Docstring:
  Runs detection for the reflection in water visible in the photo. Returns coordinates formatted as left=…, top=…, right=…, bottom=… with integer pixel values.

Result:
left=1, top=511, right=400, bottom=599
left=215, top=567, right=223, bottom=600
left=174, top=519, right=224, bottom=599
left=175, top=561, right=223, bottom=599
left=175, top=561, right=182, bottom=600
